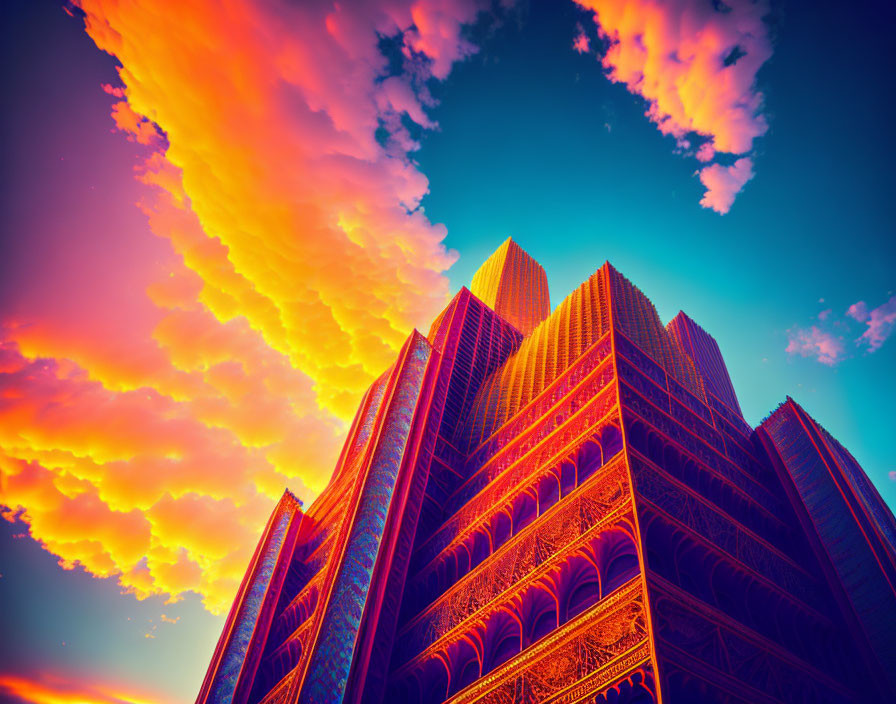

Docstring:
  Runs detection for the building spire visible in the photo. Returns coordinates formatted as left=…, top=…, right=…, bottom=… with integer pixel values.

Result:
left=470, top=238, right=550, bottom=335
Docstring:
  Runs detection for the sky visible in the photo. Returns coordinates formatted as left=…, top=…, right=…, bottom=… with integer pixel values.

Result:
left=0, top=0, right=893, bottom=702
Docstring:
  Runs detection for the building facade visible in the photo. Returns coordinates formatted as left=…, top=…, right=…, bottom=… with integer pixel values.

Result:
left=197, top=240, right=896, bottom=704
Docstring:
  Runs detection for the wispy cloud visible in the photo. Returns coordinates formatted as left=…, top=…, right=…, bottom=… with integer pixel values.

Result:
left=847, top=295, right=896, bottom=351
left=786, top=293, right=895, bottom=365
left=572, top=0, right=772, bottom=213
left=572, top=23, right=591, bottom=53
left=785, top=326, right=846, bottom=366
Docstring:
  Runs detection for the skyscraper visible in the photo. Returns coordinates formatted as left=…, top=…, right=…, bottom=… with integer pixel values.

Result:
left=197, top=241, right=896, bottom=704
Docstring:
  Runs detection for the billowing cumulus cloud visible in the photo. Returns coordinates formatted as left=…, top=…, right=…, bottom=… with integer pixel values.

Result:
left=1, top=0, right=492, bottom=614
left=573, top=0, right=771, bottom=212
left=74, top=0, right=485, bottom=418
left=0, top=331, right=337, bottom=612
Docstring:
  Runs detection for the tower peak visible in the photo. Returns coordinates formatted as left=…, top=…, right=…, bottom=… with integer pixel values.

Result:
left=470, top=238, right=550, bottom=335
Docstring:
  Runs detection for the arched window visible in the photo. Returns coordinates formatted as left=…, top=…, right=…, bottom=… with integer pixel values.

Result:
left=452, top=543, right=471, bottom=584
left=577, top=441, right=603, bottom=485
left=643, top=512, right=676, bottom=582
left=490, top=511, right=511, bottom=551
left=537, top=473, right=560, bottom=514
left=512, top=492, right=537, bottom=535
left=601, top=534, right=639, bottom=596
left=451, top=639, right=481, bottom=695
left=626, top=418, right=647, bottom=453
left=675, top=541, right=715, bottom=605
left=601, top=424, right=623, bottom=459
left=483, top=611, right=521, bottom=673
left=489, top=633, right=520, bottom=672
left=520, top=585, right=557, bottom=647
left=566, top=573, right=600, bottom=620
left=559, top=461, right=576, bottom=497
left=646, top=433, right=663, bottom=467
left=421, top=657, right=449, bottom=704
left=662, top=443, right=682, bottom=478
left=470, top=530, right=489, bottom=570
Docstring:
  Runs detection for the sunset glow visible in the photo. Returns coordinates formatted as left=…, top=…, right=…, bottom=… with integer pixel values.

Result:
left=1, top=0, right=893, bottom=701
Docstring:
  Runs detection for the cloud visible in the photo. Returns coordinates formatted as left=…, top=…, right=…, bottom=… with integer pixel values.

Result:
left=0, top=672, right=169, bottom=704
left=73, top=0, right=484, bottom=417
left=2, top=0, right=491, bottom=614
left=785, top=292, right=895, bottom=366
left=573, top=23, right=591, bottom=53
left=785, top=325, right=846, bottom=366
left=0, top=333, right=330, bottom=612
left=848, top=294, right=896, bottom=351
left=695, top=141, right=715, bottom=163
left=573, top=0, right=771, bottom=212
left=846, top=301, right=869, bottom=322
left=698, top=157, right=755, bottom=214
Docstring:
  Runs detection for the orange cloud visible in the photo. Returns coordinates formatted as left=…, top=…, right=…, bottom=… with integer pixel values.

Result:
left=0, top=672, right=170, bottom=704
left=0, top=333, right=327, bottom=611
left=0, top=0, right=487, bottom=616
left=74, top=0, right=475, bottom=419
left=574, top=0, right=771, bottom=212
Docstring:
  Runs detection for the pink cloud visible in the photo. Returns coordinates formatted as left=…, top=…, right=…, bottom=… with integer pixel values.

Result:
left=818, top=308, right=832, bottom=321
left=573, top=24, right=591, bottom=54
left=573, top=0, right=771, bottom=213
left=101, top=83, right=126, bottom=98
left=698, top=158, right=754, bottom=214
left=850, top=295, right=896, bottom=351
left=847, top=300, right=870, bottom=322
left=695, top=141, right=715, bottom=162
left=786, top=325, right=846, bottom=366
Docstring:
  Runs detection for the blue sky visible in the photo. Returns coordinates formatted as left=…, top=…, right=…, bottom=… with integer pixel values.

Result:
left=426, top=0, right=895, bottom=505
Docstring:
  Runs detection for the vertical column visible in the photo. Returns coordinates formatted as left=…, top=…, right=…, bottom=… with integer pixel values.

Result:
left=297, top=333, right=437, bottom=704
left=197, top=492, right=304, bottom=704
